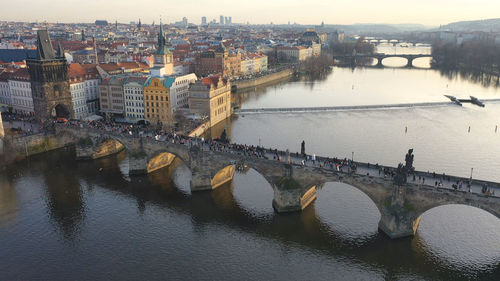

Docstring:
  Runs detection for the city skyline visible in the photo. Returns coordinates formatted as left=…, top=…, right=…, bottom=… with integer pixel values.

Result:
left=1, top=0, right=500, bottom=26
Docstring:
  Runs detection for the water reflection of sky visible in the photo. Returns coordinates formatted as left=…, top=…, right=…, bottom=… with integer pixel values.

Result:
left=240, top=64, right=499, bottom=109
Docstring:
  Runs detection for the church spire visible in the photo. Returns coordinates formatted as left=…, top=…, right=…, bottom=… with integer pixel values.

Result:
left=158, top=19, right=165, bottom=46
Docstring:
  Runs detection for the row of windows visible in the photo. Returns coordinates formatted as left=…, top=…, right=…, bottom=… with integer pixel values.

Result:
left=73, top=99, right=86, bottom=106
left=72, top=90, right=86, bottom=99
left=145, top=95, right=168, bottom=101
left=125, top=102, right=144, bottom=108
left=74, top=106, right=88, bottom=114
left=125, top=95, right=143, bottom=101
left=124, top=89, right=141, bottom=94
left=12, top=98, right=33, bottom=108
left=214, top=106, right=227, bottom=117
left=11, top=89, right=31, bottom=97
left=9, top=81, right=30, bottom=88
left=126, top=108, right=144, bottom=113
left=126, top=113, right=145, bottom=118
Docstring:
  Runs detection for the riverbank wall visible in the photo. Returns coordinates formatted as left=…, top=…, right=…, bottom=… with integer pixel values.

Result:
left=0, top=132, right=73, bottom=169
left=231, top=69, right=293, bottom=92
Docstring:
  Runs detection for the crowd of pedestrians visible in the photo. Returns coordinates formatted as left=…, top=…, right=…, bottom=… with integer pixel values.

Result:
left=5, top=112, right=497, bottom=198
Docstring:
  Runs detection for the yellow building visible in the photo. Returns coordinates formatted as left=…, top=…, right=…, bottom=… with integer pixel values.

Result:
left=188, top=75, right=231, bottom=127
left=144, top=77, right=176, bottom=129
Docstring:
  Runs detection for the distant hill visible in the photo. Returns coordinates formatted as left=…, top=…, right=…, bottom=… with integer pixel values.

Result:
left=439, top=18, right=500, bottom=32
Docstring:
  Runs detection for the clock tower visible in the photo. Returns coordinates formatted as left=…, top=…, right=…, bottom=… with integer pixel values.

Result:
left=152, top=21, right=174, bottom=76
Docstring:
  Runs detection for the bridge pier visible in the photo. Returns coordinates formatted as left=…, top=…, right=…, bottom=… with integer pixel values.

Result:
left=378, top=210, right=421, bottom=239
left=406, top=58, right=414, bottom=68
left=128, top=149, right=149, bottom=176
left=269, top=164, right=318, bottom=213
left=272, top=181, right=317, bottom=213
left=190, top=165, right=235, bottom=191
left=376, top=58, right=383, bottom=67
left=377, top=185, right=421, bottom=239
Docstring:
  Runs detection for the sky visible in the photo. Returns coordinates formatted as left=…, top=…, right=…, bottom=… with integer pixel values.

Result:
left=2, top=0, right=500, bottom=26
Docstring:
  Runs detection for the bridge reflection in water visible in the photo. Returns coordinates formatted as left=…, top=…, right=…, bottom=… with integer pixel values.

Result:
left=51, top=126, right=500, bottom=240
left=333, top=53, right=432, bottom=68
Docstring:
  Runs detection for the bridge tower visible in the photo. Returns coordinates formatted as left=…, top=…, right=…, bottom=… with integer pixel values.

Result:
left=27, top=29, right=74, bottom=122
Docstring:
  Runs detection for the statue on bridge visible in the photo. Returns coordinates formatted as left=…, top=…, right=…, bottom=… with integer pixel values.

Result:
left=405, top=149, right=414, bottom=171
left=301, top=140, right=305, bottom=156
left=394, top=149, right=415, bottom=186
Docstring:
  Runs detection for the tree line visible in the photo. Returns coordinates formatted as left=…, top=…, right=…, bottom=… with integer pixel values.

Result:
left=432, top=40, right=500, bottom=77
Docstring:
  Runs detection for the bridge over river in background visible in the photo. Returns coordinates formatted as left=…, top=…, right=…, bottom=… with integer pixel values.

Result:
left=333, top=53, right=433, bottom=67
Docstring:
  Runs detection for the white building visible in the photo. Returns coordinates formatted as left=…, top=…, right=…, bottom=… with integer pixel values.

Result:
left=68, top=64, right=91, bottom=120
left=170, top=73, right=197, bottom=112
left=9, top=69, right=33, bottom=114
left=0, top=72, right=12, bottom=112
left=69, top=79, right=88, bottom=120
left=123, top=76, right=148, bottom=123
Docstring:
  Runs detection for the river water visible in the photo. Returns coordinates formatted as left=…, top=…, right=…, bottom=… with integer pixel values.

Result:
left=1, top=46, right=500, bottom=280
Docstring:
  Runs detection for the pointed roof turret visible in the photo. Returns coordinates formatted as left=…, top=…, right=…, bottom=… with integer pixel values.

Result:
left=36, top=29, right=56, bottom=60
left=57, top=43, right=64, bottom=58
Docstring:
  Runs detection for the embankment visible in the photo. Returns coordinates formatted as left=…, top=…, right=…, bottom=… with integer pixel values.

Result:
left=231, top=69, right=293, bottom=92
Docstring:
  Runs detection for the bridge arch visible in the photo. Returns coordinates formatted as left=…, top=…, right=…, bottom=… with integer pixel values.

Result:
left=314, top=181, right=382, bottom=241
left=377, top=56, right=409, bottom=68
left=146, top=149, right=189, bottom=174
left=332, top=176, right=389, bottom=217
left=414, top=201, right=500, bottom=235
left=91, top=137, right=126, bottom=159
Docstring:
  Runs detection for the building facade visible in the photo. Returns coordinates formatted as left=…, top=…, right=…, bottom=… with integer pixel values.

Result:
left=68, top=64, right=89, bottom=120
left=27, top=29, right=74, bottom=121
left=99, top=77, right=125, bottom=120
left=195, top=43, right=227, bottom=77
left=9, top=69, right=33, bottom=114
left=123, top=76, right=148, bottom=123
left=189, top=75, right=231, bottom=127
left=144, top=77, right=174, bottom=129
left=170, top=73, right=197, bottom=112
left=0, top=72, right=12, bottom=112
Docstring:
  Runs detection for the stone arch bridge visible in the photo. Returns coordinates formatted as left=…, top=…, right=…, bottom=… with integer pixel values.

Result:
left=56, top=126, right=500, bottom=239
left=333, top=53, right=432, bottom=68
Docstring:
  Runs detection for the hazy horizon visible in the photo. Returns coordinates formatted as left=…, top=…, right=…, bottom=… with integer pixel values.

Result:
left=1, top=0, right=500, bottom=26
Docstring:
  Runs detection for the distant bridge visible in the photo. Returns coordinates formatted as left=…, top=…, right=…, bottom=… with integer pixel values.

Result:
left=333, top=53, right=433, bottom=67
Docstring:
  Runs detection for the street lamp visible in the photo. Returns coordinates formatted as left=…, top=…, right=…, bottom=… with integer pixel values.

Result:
left=351, top=151, right=354, bottom=162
